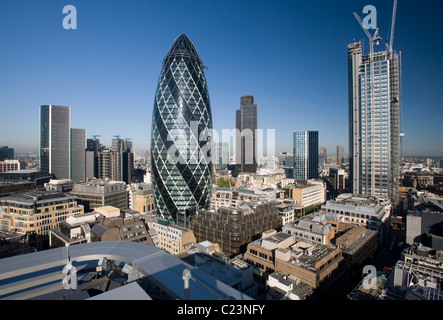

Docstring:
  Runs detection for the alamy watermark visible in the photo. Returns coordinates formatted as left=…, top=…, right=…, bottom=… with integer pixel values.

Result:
left=362, top=265, right=378, bottom=289
left=62, top=5, right=77, bottom=30
left=62, top=262, right=78, bottom=289
left=164, top=121, right=275, bottom=166
left=362, top=5, right=377, bottom=30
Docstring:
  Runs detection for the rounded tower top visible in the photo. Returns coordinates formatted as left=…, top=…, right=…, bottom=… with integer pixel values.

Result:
left=164, top=34, right=201, bottom=64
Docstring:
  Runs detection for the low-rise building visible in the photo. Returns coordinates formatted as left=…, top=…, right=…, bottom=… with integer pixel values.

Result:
left=283, top=211, right=340, bottom=245
left=266, top=271, right=313, bottom=300
left=70, top=179, right=128, bottom=212
left=150, top=218, right=196, bottom=256
left=128, top=183, right=154, bottom=213
left=183, top=246, right=257, bottom=298
left=49, top=206, right=154, bottom=247
left=321, top=194, right=391, bottom=244
left=275, top=200, right=296, bottom=225
left=0, top=190, right=84, bottom=250
left=274, top=238, right=343, bottom=289
left=280, top=180, right=326, bottom=209
left=191, top=201, right=282, bottom=257
left=334, top=224, right=379, bottom=267
left=0, top=160, right=23, bottom=173
left=210, top=187, right=261, bottom=211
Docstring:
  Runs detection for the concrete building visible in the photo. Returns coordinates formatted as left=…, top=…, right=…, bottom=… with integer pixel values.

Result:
left=266, top=271, right=313, bottom=300
left=150, top=218, right=196, bottom=256
left=334, top=224, right=379, bottom=267
left=70, top=128, right=86, bottom=182
left=97, top=137, right=134, bottom=185
left=0, top=190, right=84, bottom=250
left=44, top=179, right=74, bottom=193
left=244, top=230, right=344, bottom=291
left=244, top=230, right=296, bottom=277
left=70, top=179, right=128, bottom=212
left=0, top=169, right=52, bottom=188
left=275, top=199, right=296, bottom=225
left=0, top=160, right=23, bottom=173
left=128, top=183, right=155, bottom=213
left=337, top=145, right=344, bottom=167
left=280, top=180, right=326, bottom=209
left=210, top=187, right=262, bottom=211
left=49, top=206, right=154, bottom=248
left=321, top=194, right=391, bottom=244
left=406, top=199, right=443, bottom=249
left=183, top=246, right=257, bottom=298
left=190, top=201, right=282, bottom=257
left=329, top=168, right=346, bottom=191
left=283, top=211, right=340, bottom=245
left=392, top=244, right=443, bottom=300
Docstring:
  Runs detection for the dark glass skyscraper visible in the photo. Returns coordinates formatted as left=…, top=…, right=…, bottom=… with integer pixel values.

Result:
left=151, top=34, right=213, bottom=222
left=236, top=95, right=258, bottom=174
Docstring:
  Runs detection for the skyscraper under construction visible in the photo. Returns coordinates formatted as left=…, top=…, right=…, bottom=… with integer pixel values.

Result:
left=348, top=10, right=402, bottom=207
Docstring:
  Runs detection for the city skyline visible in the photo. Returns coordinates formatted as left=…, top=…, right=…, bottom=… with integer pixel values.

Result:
left=1, top=0, right=442, bottom=157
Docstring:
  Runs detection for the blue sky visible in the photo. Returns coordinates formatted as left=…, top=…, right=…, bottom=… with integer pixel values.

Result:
left=0, top=0, right=442, bottom=157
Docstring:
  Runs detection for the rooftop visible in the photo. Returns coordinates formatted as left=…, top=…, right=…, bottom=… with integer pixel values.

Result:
left=0, top=242, right=252, bottom=300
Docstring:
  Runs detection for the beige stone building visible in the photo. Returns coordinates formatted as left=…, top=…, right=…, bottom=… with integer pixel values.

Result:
left=151, top=218, right=196, bottom=256
left=244, top=230, right=343, bottom=289
left=0, top=190, right=84, bottom=250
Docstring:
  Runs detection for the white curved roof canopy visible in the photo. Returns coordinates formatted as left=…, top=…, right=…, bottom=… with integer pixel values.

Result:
left=0, top=241, right=252, bottom=300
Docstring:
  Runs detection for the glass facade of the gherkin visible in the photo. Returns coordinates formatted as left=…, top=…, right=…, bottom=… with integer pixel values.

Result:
left=151, top=34, right=213, bottom=222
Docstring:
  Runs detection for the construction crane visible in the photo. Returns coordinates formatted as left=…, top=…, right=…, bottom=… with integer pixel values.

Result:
left=387, top=0, right=398, bottom=54
left=354, top=11, right=382, bottom=197
left=92, top=135, right=101, bottom=139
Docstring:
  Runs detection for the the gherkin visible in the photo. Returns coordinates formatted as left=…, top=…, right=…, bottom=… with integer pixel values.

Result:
left=151, top=34, right=213, bottom=223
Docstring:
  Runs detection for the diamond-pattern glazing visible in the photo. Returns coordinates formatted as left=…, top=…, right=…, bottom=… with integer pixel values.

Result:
left=151, top=34, right=213, bottom=222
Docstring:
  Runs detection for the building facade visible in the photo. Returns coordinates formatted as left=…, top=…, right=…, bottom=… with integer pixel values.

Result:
left=0, top=160, right=22, bottom=173
left=293, top=131, right=319, bottom=180
left=0, top=190, right=84, bottom=250
left=190, top=201, right=282, bottom=257
left=0, top=146, right=14, bottom=161
left=40, top=105, right=71, bottom=179
left=337, top=145, right=344, bottom=167
left=70, top=179, right=128, bottom=212
left=348, top=42, right=401, bottom=206
left=150, top=34, right=213, bottom=222
left=70, top=128, right=86, bottom=182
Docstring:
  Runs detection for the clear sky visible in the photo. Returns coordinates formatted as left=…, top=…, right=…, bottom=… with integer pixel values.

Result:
left=0, top=0, right=442, bottom=157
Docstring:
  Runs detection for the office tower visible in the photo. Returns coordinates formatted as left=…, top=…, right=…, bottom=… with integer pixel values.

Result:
left=337, top=145, right=344, bottom=167
left=86, top=137, right=101, bottom=179
left=348, top=41, right=401, bottom=206
left=0, top=146, right=14, bottom=161
left=236, top=95, right=258, bottom=174
left=293, top=130, right=319, bottom=180
left=70, top=128, right=86, bottom=182
left=39, top=105, right=71, bottom=179
left=97, top=136, right=133, bottom=184
left=319, top=146, right=327, bottom=164
left=150, top=34, right=213, bottom=222
left=212, top=142, right=230, bottom=169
